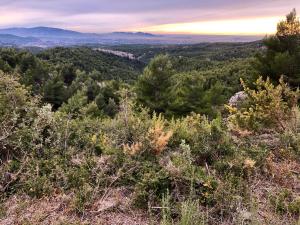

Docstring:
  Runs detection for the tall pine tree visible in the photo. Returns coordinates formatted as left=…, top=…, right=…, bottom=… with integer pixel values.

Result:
left=135, top=55, right=174, bottom=113
left=255, top=9, right=300, bottom=87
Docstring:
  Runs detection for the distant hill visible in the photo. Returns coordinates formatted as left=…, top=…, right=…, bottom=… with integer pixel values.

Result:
left=37, top=47, right=145, bottom=81
left=0, top=26, right=263, bottom=47
left=0, top=27, right=84, bottom=38
left=106, top=41, right=263, bottom=63
left=0, top=27, right=156, bottom=39
left=0, top=34, right=41, bottom=46
left=0, top=27, right=160, bottom=46
left=111, top=32, right=157, bottom=37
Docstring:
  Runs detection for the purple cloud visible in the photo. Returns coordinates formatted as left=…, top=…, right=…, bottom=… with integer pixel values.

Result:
left=0, top=0, right=299, bottom=32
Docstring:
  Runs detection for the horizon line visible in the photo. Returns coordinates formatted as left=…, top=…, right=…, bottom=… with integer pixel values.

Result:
left=0, top=25, right=270, bottom=36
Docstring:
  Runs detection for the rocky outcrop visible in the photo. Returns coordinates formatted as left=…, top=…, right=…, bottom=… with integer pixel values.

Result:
left=228, top=91, right=248, bottom=108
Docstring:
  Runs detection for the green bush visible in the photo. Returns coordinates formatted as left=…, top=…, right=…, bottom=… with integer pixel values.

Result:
left=133, top=162, right=171, bottom=208
left=0, top=72, right=39, bottom=160
left=280, top=107, right=300, bottom=154
left=25, top=175, right=53, bottom=198
left=227, top=76, right=299, bottom=132
left=160, top=196, right=207, bottom=225
left=71, top=184, right=93, bottom=214
left=269, top=189, right=300, bottom=215
left=170, top=114, right=233, bottom=164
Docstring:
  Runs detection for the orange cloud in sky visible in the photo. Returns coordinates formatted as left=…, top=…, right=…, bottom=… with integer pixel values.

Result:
left=138, top=16, right=282, bottom=35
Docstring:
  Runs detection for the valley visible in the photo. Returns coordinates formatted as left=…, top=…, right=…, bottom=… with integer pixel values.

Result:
left=0, top=8, right=300, bottom=225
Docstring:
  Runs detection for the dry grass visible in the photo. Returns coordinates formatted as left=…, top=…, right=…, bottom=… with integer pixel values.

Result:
left=0, top=189, right=150, bottom=225
left=248, top=153, right=300, bottom=225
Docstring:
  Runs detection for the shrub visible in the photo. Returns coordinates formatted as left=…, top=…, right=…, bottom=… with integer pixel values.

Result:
left=101, top=92, right=173, bottom=159
left=24, top=175, right=53, bottom=198
left=160, top=193, right=207, bottom=225
left=169, top=114, right=233, bottom=164
left=269, top=189, right=300, bottom=215
left=226, top=76, right=299, bottom=132
left=178, top=200, right=206, bottom=225
left=211, top=175, right=250, bottom=219
left=133, top=162, right=170, bottom=208
left=100, top=91, right=151, bottom=156
left=59, top=88, right=88, bottom=116
left=147, top=114, right=173, bottom=155
left=280, top=107, right=300, bottom=154
left=0, top=72, right=38, bottom=160
left=71, top=184, right=93, bottom=214
left=160, top=140, right=218, bottom=204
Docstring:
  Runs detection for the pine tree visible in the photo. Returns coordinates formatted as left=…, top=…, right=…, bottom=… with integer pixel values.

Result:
left=43, top=75, right=67, bottom=109
left=255, top=9, right=300, bottom=87
left=135, top=55, right=174, bottom=113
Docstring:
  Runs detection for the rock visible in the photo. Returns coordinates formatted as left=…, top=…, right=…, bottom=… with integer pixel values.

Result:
left=240, top=210, right=252, bottom=221
left=229, top=91, right=248, bottom=108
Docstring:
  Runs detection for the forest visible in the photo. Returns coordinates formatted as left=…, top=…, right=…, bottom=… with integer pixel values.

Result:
left=0, top=10, right=300, bottom=225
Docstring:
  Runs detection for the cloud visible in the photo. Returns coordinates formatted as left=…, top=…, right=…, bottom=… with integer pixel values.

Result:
left=139, top=17, right=281, bottom=35
left=1, top=0, right=296, bottom=14
left=0, top=0, right=299, bottom=33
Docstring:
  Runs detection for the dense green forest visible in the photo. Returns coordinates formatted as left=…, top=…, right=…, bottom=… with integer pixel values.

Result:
left=0, top=10, right=300, bottom=225
left=0, top=42, right=259, bottom=115
left=104, top=41, right=263, bottom=63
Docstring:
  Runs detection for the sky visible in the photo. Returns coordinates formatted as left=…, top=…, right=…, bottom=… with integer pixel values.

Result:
left=0, top=0, right=299, bottom=35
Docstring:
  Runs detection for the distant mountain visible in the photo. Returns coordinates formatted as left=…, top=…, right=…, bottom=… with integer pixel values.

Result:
left=0, top=27, right=161, bottom=46
left=0, top=26, right=263, bottom=47
left=0, top=27, right=156, bottom=39
left=0, top=27, right=84, bottom=38
left=0, top=34, right=41, bottom=46
left=111, top=32, right=157, bottom=37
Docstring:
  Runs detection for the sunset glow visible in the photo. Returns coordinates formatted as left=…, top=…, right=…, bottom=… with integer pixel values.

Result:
left=0, top=0, right=299, bottom=34
left=139, top=17, right=281, bottom=35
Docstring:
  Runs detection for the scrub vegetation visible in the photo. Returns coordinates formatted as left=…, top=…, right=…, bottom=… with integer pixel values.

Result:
left=0, top=10, right=300, bottom=225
